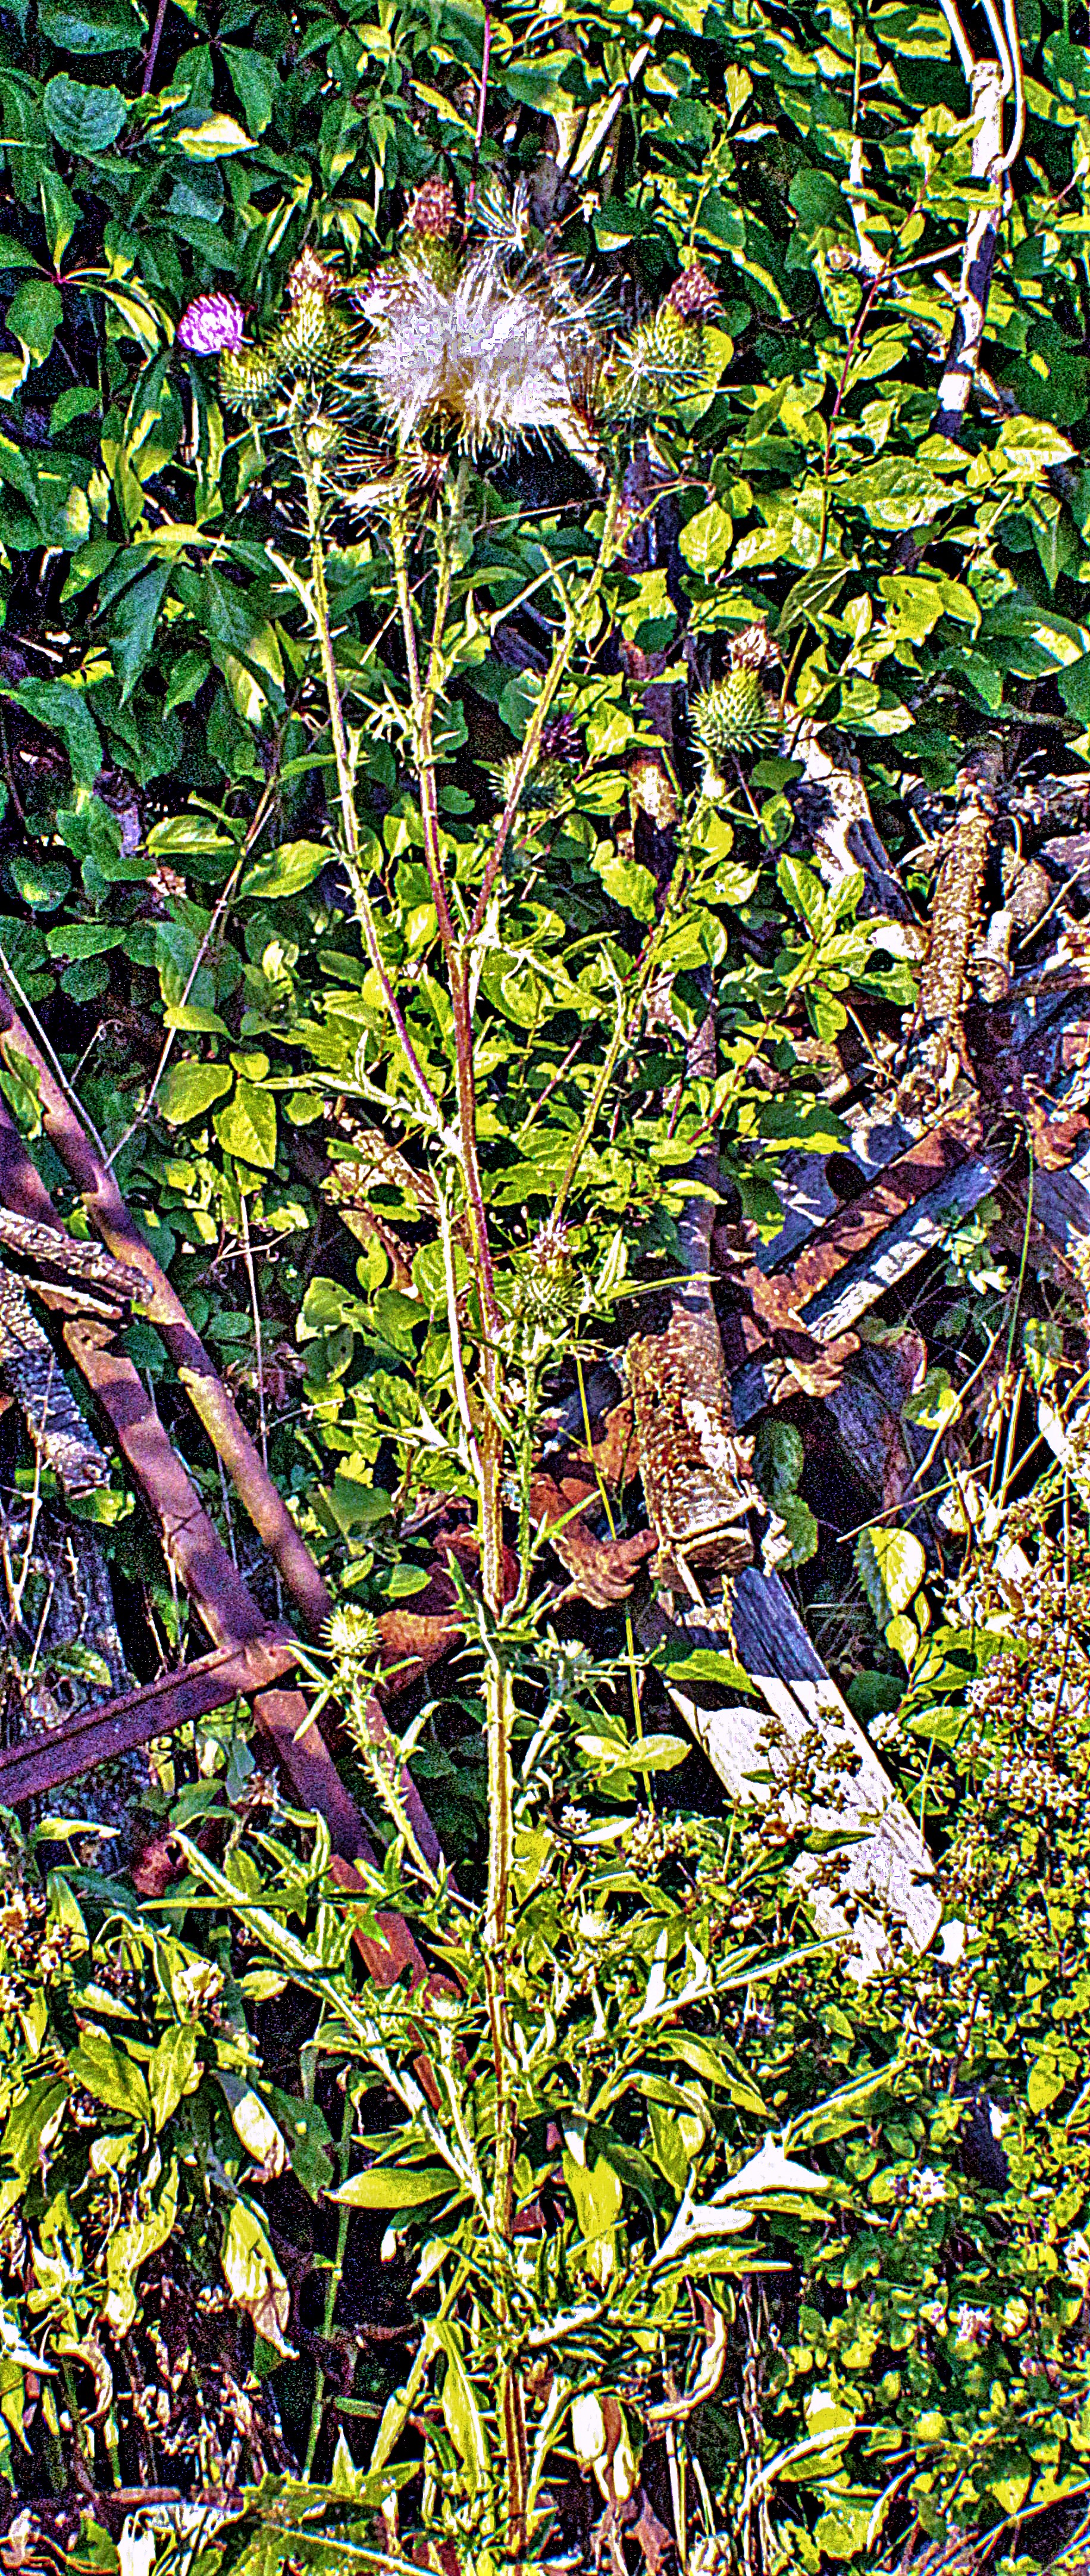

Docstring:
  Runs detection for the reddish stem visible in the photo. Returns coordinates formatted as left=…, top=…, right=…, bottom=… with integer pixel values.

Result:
left=468, top=8, right=491, bottom=210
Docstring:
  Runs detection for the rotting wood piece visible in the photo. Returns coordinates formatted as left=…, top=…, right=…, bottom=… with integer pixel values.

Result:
left=0, top=981, right=331, bottom=1640
left=644, top=1573, right=944, bottom=1974
left=0, top=1258, right=112, bottom=1495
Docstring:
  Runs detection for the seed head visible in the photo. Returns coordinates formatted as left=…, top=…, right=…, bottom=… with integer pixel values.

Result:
left=361, top=263, right=600, bottom=467
left=178, top=292, right=246, bottom=355
left=666, top=262, right=720, bottom=322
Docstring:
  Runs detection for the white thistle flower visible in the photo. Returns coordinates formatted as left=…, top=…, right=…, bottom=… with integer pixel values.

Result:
left=361, top=262, right=602, bottom=476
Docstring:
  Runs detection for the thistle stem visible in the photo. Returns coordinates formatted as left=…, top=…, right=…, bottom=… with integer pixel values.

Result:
left=298, top=453, right=444, bottom=1132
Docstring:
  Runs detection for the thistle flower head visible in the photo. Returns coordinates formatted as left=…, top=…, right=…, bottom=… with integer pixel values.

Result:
left=540, top=712, right=584, bottom=764
left=287, top=247, right=337, bottom=305
left=530, top=1215, right=574, bottom=1274
left=362, top=262, right=600, bottom=468
left=408, top=178, right=459, bottom=242
left=325, top=1602, right=380, bottom=1661
left=730, top=621, right=778, bottom=673
left=178, top=292, right=246, bottom=355
left=666, top=261, right=720, bottom=321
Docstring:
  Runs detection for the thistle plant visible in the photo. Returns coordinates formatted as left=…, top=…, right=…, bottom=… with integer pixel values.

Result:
left=693, top=625, right=782, bottom=795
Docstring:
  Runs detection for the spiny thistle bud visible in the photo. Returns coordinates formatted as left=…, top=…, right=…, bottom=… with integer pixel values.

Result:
left=178, top=292, right=246, bottom=355
left=409, top=179, right=459, bottom=242
left=287, top=247, right=337, bottom=305
left=666, top=262, right=720, bottom=322
left=513, top=1215, right=580, bottom=1324
left=489, top=753, right=569, bottom=815
left=218, top=344, right=281, bottom=412
left=325, top=1603, right=380, bottom=1662
left=694, top=669, right=779, bottom=787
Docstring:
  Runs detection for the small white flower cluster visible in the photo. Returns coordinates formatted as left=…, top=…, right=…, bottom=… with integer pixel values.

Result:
left=908, top=2164, right=947, bottom=2208
left=953, top=2302, right=992, bottom=2346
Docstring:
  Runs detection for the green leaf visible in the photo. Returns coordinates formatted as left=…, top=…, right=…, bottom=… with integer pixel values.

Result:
left=754, top=1416, right=804, bottom=1502
left=240, top=838, right=328, bottom=901
left=220, top=44, right=277, bottom=134
left=434, top=2323, right=488, bottom=2497
left=68, top=2028, right=152, bottom=2125
left=1028, top=2058, right=1066, bottom=2112
left=39, top=0, right=145, bottom=48
left=11, top=680, right=101, bottom=784
left=45, top=923, right=123, bottom=959
left=857, top=1524, right=926, bottom=1618
left=221, top=2200, right=292, bottom=2353
left=163, top=651, right=211, bottom=714
left=680, top=501, right=734, bottom=574
left=1, top=2078, right=67, bottom=2183
left=7, top=851, right=70, bottom=911
left=591, top=845, right=658, bottom=921
left=4, top=279, right=62, bottom=369
left=214, top=1077, right=277, bottom=1171
left=148, top=2025, right=198, bottom=2131
left=174, top=111, right=253, bottom=156
left=662, top=1647, right=757, bottom=1696
left=576, top=1730, right=691, bottom=1772
left=109, top=563, right=173, bottom=704
left=329, top=2164, right=457, bottom=2208
left=43, top=75, right=127, bottom=154
left=157, top=1060, right=233, bottom=1124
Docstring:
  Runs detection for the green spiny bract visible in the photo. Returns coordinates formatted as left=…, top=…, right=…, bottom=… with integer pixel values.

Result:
left=218, top=254, right=359, bottom=419
left=602, top=262, right=720, bottom=422
left=488, top=754, right=571, bottom=816
left=511, top=1217, right=581, bottom=1327
left=693, top=668, right=779, bottom=786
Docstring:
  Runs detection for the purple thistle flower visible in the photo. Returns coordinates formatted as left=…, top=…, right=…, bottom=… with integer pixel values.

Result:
left=177, top=292, right=246, bottom=356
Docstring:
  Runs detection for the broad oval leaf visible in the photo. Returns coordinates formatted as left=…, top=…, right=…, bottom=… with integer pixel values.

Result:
left=43, top=75, right=127, bottom=154
left=214, top=1076, right=277, bottom=1170
left=158, top=1060, right=233, bottom=1125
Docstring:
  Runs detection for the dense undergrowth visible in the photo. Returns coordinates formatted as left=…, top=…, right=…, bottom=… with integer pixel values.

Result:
left=1, top=0, right=1090, bottom=2569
